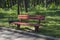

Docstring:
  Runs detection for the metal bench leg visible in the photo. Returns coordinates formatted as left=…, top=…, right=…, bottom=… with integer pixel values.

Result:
left=16, top=24, right=20, bottom=30
left=35, top=26, right=39, bottom=32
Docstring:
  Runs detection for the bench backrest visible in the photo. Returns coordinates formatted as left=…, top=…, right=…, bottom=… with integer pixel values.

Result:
left=18, top=14, right=45, bottom=20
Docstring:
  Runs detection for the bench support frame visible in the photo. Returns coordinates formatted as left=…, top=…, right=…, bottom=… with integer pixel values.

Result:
left=16, top=24, right=20, bottom=30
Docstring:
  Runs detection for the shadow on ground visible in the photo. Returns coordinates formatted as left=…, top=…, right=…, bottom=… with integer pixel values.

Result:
left=0, top=27, right=58, bottom=40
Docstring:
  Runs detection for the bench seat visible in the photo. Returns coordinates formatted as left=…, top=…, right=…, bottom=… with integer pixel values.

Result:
left=11, top=22, right=40, bottom=26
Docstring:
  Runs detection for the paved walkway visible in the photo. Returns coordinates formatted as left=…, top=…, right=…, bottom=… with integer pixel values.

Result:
left=0, top=27, right=59, bottom=40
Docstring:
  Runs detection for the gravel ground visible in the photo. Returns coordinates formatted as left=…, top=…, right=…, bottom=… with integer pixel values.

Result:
left=0, top=27, right=59, bottom=40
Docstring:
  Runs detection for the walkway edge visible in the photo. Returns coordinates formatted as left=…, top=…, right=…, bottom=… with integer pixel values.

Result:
left=1, top=27, right=59, bottom=40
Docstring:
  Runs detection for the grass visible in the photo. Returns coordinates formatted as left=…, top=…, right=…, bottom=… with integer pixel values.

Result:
left=0, top=8, right=60, bottom=38
left=39, top=16, right=60, bottom=38
left=0, top=15, right=60, bottom=38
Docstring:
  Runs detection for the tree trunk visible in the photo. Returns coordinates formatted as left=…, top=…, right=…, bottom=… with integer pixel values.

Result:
left=24, top=0, right=28, bottom=12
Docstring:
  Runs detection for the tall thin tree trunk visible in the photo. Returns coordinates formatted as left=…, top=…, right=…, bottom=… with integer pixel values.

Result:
left=10, top=0, right=12, bottom=8
left=18, top=0, right=20, bottom=15
left=4, top=0, right=6, bottom=8
left=24, top=0, right=28, bottom=12
left=44, top=0, right=47, bottom=9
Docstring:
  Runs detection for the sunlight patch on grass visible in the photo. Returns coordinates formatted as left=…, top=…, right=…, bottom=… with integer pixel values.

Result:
left=46, top=16, right=60, bottom=19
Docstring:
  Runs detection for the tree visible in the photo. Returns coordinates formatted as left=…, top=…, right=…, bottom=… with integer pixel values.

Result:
left=24, top=0, right=28, bottom=12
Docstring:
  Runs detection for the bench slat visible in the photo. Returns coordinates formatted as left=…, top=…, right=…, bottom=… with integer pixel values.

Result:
left=11, top=22, right=40, bottom=26
left=29, top=15, right=45, bottom=20
left=18, top=15, right=45, bottom=20
left=18, top=15, right=29, bottom=19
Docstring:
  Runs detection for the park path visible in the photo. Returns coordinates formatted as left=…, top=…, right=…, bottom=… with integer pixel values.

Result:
left=0, top=27, right=59, bottom=40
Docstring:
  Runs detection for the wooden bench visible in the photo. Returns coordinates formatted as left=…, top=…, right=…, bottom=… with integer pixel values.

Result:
left=9, top=14, right=45, bottom=32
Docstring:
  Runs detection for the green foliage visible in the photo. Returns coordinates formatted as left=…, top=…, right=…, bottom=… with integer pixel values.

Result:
left=35, top=5, right=46, bottom=11
left=12, top=4, right=17, bottom=10
left=48, top=3, right=57, bottom=9
left=58, top=5, right=60, bottom=9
